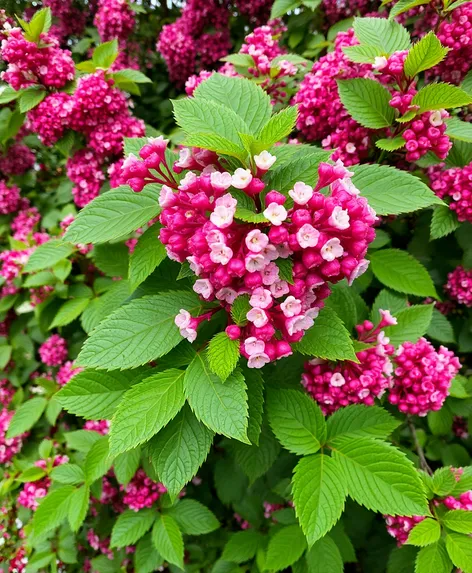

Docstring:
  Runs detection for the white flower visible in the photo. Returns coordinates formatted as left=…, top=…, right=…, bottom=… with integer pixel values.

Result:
left=215, top=193, right=237, bottom=210
left=289, top=182, right=313, bottom=206
left=296, top=223, right=320, bottom=249
left=345, top=143, right=356, bottom=154
left=320, top=238, right=344, bottom=261
left=216, top=287, right=238, bottom=304
left=249, top=287, right=272, bottom=309
left=175, top=309, right=191, bottom=329
left=328, top=206, right=350, bottom=230
left=122, top=152, right=138, bottom=170
left=232, top=168, right=253, bottom=189
left=245, top=229, right=269, bottom=253
left=210, top=243, right=233, bottom=265
left=254, top=150, right=276, bottom=171
left=210, top=205, right=234, bottom=229
left=263, top=202, right=288, bottom=226
left=379, top=309, right=397, bottom=326
left=210, top=171, right=232, bottom=191
left=245, top=253, right=267, bottom=272
left=429, top=110, right=444, bottom=127
left=193, top=279, right=213, bottom=300
left=159, top=185, right=175, bottom=208
left=348, top=259, right=370, bottom=286
left=330, top=372, right=346, bottom=387
left=248, top=352, right=271, bottom=369
left=246, top=307, right=269, bottom=327
left=280, top=296, right=302, bottom=318
left=372, top=56, right=388, bottom=71
left=244, top=337, right=265, bottom=356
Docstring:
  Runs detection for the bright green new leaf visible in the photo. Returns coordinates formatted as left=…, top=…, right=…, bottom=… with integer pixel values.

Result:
left=412, top=83, right=472, bottom=113
left=92, top=39, right=119, bottom=69
left=445, top=533, right=472, bottom=573
left=353, top=17, right=411, bottom=53
left=265, top=525, right=307, bottom=572
left=343, top=44, right=381, bottom=64
left=114, top=447, right=142, bottom=486
left=404, top=32, right=449, bottom=77
left=129, top=225, right=167, bottom=290
left=415, top=539, right=453, bottom=573
left=25, top=239, right=75, bottom=272
left=207, top=332, right=240, bottom=382
left=19, top=88, right=46, bottom=113
left=383, top=304, right=434, bottom=346
left=50, top=464, right=85, bottom=485
left=50, top=297, right=90, bottom=329
left=406, top=518, right=441, bottom=546
left=389, top=0, right=431, bottom=19
left=446, top=117, right=472, bottom=143
left=32, top=486, right=75, bottom=536
left=293, top=455, right=347, bottom=545
left=271, top=0, right=301, bottom=18
left=258, top=106, right=298, bottom=145
left=84, top=435, right=113, bottom=484
left=375, top=137, right=405, bottom=151
left=443, top=510, right=472, bottom=534
left=68, top=485, right=89, bottom=532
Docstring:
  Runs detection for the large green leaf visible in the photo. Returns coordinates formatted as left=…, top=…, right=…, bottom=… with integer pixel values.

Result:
left=265, top=525, right=307, bottom=572
left=129, top=225, right=167, bottom=290
left=353, top=17, right=411, bottom=53
left=404, top=32, right=448, bottom=78
left=306, top=536, right=343, bottom=573
left=152, top=514, right=184, bottom=569
left=412, top=83, right=472, bottom=113
left=383, top=304, right=434, bottom=346
left=327, top=405, right=400, bottom=442
left=111, top=509, right=156, bottom=548
left=337, top=78, right=395, bottom=129
left=445, top=533, right=472, bottom=573
left=32, top=486, right=75, bottom=536
left=406, top=518, right=441, bottom=546
left=25, top=240, right=75, bottom=272
left=415, top=539, right=453, bottom=573
left=166, top=500, right=219, bottom=535
left=293, top=454, right=347, bottom=545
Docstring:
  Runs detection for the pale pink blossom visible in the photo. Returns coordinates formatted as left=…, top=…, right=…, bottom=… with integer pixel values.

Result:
left=247, top=307, right=269, bottom=327
left=175, top=309, right=191, bottom=329
left=320, top=238, right=344, bottom=261
left=159, top=185, right=175, bottom=208
left=187, top=256, right=202, bottom=275
left=249, top=287, right=272, bottom=309
left=263, top=202, right=287, bottom=226
left=210, top=205, right=234, bottom=229
left=244, top=337, right=265, bottom=356
left=296, top=224, right=320, bottom=249
left=254, top=150, right=276, bottom=171
left=245, top=229, right=269, bottom=253
left=210, top=171, right=232, bottom=191
left=248, top=352, right=271, bottom=369
left=348, top=259, right=370, bottom=285
left=245, top=254, right=267, bottom=272
left=232, top=168, right=253, bottom=189
left=330, top=372, right=346, bottom=387
left=270, top=280, right=290, bottom=298
left=289, top=182, right=313, bottom=205
left=216, top=287, right=238, bottom=304
left=280, top=296, right=302, bottom=318
left=215, top=193, right=237, bottom=210
left=286, top=314, right=314, bottom=336
left=328, top=206, right=350, bottom=230
left=262, top=262, right=279, bottom=286
left=193, top=279, right=213, bottom=299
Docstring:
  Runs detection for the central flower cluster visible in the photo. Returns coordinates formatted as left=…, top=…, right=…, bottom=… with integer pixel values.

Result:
left=121, top=138, right=377, bottom=369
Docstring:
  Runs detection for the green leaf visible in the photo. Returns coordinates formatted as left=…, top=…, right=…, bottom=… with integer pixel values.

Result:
left=220, top=54, right=255, bottom=67
left=371, top=290, right=408, bottom=322
left=446, top=117, right=472, bottom=143
left=369, top=249, right=437, bottom=297
left=389, top=0, right=431, bottom=19
left=293, top=455, right=347, bottom=545
left=245, top=367, right=264, bottom=445
left=50, top=297, right=90, bottom=329
left=25, top=240, right=75, bottom=272
left=92, top=39, right=119, bottom=69
left=0, top=85, right=22, bottom=105
left=112, top=69, right=152, bottom=84
left=383, top=304, right=434, bottom=346
left=111, top=509, right=156, bottom=548
left=375, top=136, right=406, bottom=151
left=343, top=44, right=382, bottom=64
left=148, top=404, right=213, bottom=497
left=184, top=353, right=249, bottom=443
left=231, top=423, right=280, bottom=483
left=68, top=485, right=89, bottom=532
left=135, top=534, right=163, bottom=573
left=266, top=388, right=326, bottom=455
left=93, top=243, right=129, bottom=278
left=56, top=369, right=136, bottom=420
left=306, top=536, right=343, bottom=573
left=265, top=525, right=307, bottom=572
left=6, top=397, right=47, bottom=438
left=426, top=308, right=455, bottom=344
left=442, top=510, right=472, bottom=534
left=271, top=0, right=302, bottom=18
left=184, top=133, right=247, bottom=161
left=152, top=514, right=184, bottom=569
left=194, top=74, right=272, bottom=135
left=412, top=83, right=472, bottom=113
left=207, top=332, right=240, bottom=382
left=231, top=294, right=251, bottom=327
left=110, top=369, right=185, bottom=455
left=406, top=518, right=441, bottom=546
left=415, top=539, right=453, bottom=573
left=258, top=107, right=298, bottom=145
left=461, top=69, right=472, bottom=95
left=53, top=259, right=72, bottom=282
left=77, top=292, right=202, bottom=370
left=166, top=499, right=219, bottom=535
left=295, top=307, right=357, bottom=362
left=353, top=17, right=411, bottom=53
left=351, top=164, right=444, bottom=216
left=28, top=7, right=52, bottom=39
left=32, top=486, right=75, bottom=536
left=276, top=258, right=295, bottom=285
left=50, top=464, right=85, bottom=485
left=387, top=546, right=418, bottom=573
left=84, top=436, right=113, bottom=484
left=16, top=467, right=46, bottom=483
left=430, top=205, right=460, bottom=240
left=404, top=32, right=449, bottom=77
left=327, top=405, right=400, bottom=442
left=64, top=185, right=160, bottom=245
left=337, top=78, right=395, bottom=129
left=81, top=279, right=131, bottom=334
left=0, top=345, right=12, bottom=369
left=222, top=530, right=263, bottom=563
left=445, top=533, right=472, bottom=573
left=114, top=447, right=141, bottom=486
left=19, top=88, right=46, bottom=113
left=330, top=436, right=429, bottom=516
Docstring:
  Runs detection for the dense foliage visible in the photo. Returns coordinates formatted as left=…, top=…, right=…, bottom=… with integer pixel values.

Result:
left=1, top=1, right=472, bottom=572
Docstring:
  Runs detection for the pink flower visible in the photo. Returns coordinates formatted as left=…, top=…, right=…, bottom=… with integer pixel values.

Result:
left=159, top=185, right=176, bottom=208
left=246, top=307, right=269, bottom=327
left=210, top=205, right=235, bottom=229
left=248, top=352, right=271, bottom=369
left=210, top=243, right=233, bottom=265
left=245, top=254, right=267, bottom=272
left=289, top=182, right=313, bottom=206
left=254, top=151, right=276, bottom=171
left=215, top=193, right=238, bottom=210
left=296, top=224, right=320, bottom=249
left=211, top=171, right=232, bottom=190
left=216, top=287, right=238, bottom=303
left=261, top=262, right=279, bottom=286
left=348, top=259, right=370, bottom=285
left=193, top=279, right=213, bottom=299
left=286, top=314, right=314, bottom=336
left=245, top=229, right=269, bottom=253
left=232, top=168, right=253, bottom=189
left=249, top=287, right=272, bottom=309
left=270, top=280, right=290, bottom=298
left=320, top=238, right=344, bottom=261
left=280, top=296, right=302, bottom=318
left=175, top=309, right=192, bottom=329
left=328, top=206, right=350, bottom=230
left=330, top=373, right=346, bottom=387
left=244, top=337, right=265, bottom=355
left=263, top=202, right=287, bottom=226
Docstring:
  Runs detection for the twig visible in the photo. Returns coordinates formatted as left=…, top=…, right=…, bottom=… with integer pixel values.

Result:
left=407, top=415, right=433, bottom=476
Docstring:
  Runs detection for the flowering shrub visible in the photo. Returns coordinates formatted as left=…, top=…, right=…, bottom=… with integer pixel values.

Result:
left=0, top=1, right=472, bottom=573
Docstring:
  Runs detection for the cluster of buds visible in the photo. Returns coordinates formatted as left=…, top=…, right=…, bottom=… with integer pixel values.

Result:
left=38, top=334, right=68, bottom=367
left=402, top=111, right=451, bottom=162
left=18, top=455, right=68, bottom=510
left=384, top=515, right=425, bottom=546
left=302, top=310, right=396, bottom=414
left=0, top=408, right=27, bottom=464
left=122, top=469, right=167, bottom=511
left=121, top=138, right=377, bottom=369
left=429, top=162, right=472, bottom=224
left=444, top=266, right=472, bottom=307
left=388, top=338, right=460, bottom=416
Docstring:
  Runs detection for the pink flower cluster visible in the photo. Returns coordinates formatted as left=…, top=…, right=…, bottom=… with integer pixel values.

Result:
left=443, top=490, right=472, bottom=511
left=384, top=515, right=425, bottom=546
left=388, top=338, right=460, bottom=417
left=157, top=0, right=231, bottom=86
left=38, top=334, right=68, bottom=367
left=119, top=138, right=377, bottom=368
left=322, top=0, right=374, bottom=25
left=84, top=420, right=110, bottom=435
left=18, top=455, right=68, bottom=510
left=234, top=0, right=273, bottom=24
left=0, top=408, right=26, bottom=464
left=453, top=416, right=469, bottom=439
left=87, top=529, right=114, bottom=560
left=444, top=266, right=472, bottom=307
left=294, top=30, right=372, bottom=165
left=0, top=181, right=20, bottom=215
left=27, top=92, right=74, bottom=147
left=429, top=3, right=472, bottom=84
left=0, top=27, right=75, bottom=91
left=302, top=311, right=396, bottom=415
left=0, top=143, right=34, bottom=178
left=402, top=111, right=451, bottom=162
left=56, top=361, right=82, bottom=387
left=429, top=162, right=472, bottom=223
left=0, top=378, right=14, bottom=407
left=10, top=201, right=41, bottom=242
left=94, top=0, right=135, bottom=43
left=43, top=0, right=87, bottom=43
left=122, top=469, right=167, bottom=511
left=66, top=149, right=106, bottom=208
